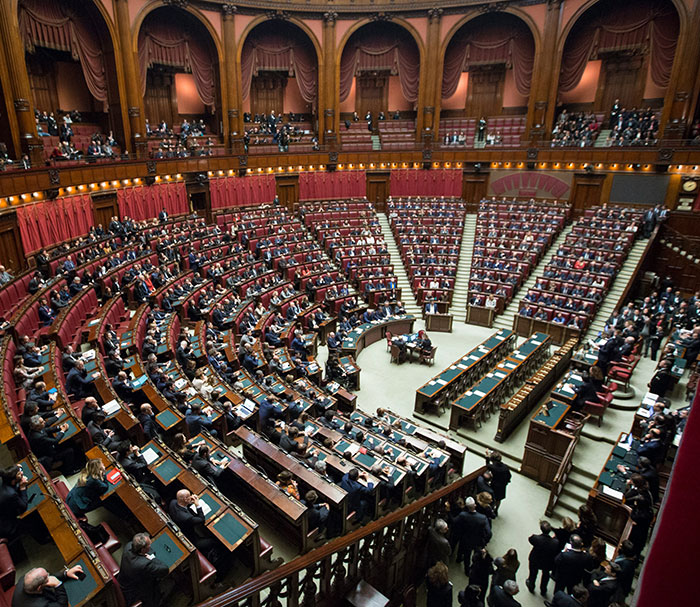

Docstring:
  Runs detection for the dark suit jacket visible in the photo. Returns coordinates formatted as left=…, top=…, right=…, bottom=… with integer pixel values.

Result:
left=28, top=427, right=64, bottom=459
left=0, top=483, right=28, bottom=538
left=426, top=526, right=451, bottom=566
left=488, top=586, right=521, bottom=607
left=554, top=550, right=594, bottom=587
left=118, top=541, right=169, bottom=607
left=551, top=591, right=584, bottom=607
left=168, top=501, right=205, bottom=542
left=11, top=572, right=69, bottom=607
left=192, top=454, right=222, bottom=483
left=527, top=533, right=560, bottom=570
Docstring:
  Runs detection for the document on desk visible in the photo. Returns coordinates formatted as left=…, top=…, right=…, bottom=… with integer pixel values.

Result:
left=570, top=374, right=583, bottom=382
left=436, top=379, right=447, bottom=386
left=102, top=400, right=120, bottom=415
left=193, top=501, right=212, bottom=516
left=602, top=486, right=624, bottom=500
left=474, top=390, right=486, bottom=397
left=513, top=353, right=525, bottom=360
left=456, top=363, right=467, bottom=370
left=142, top=447, right=160, bottom=464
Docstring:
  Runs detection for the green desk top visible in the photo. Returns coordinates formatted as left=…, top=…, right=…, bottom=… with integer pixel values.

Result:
left=141, top=444, right=164, bottom=464
left=453, top=375, right=501, bottom=412
left=517, top=333, right=548, bottom=356
left=398, top=420, right=416, bottom=434
left=151, top=530, right=185, bottom=570
left=342, top=316, right=415, bottom=347
left=156, top=409, right=179, bottom=429
left=354, top=451, right=377, bottom=469
left=153, top=458, right=183, bottom=484
left=334, top=439, right=351, bottom=455
left=533, top=400, right=569, bottom=427
left=552, top=372, right=584, bottom=400
left=210, top=511, right=248, bottom=547
left=64, top=558, right=98, bottom=606
left=199, top=492, right=224, bottom=522
left=24, top=481, right=46, bottom=513
left=19, top=461, right=35, bottom=482
left=58, top=419, right=79, bottom=443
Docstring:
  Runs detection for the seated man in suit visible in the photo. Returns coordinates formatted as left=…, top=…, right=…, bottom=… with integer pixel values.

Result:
left=27, top=415, right=80, bottom=476
left=191, top=445, right=225, bottom=486
left=12, top=564, right=84, bottom=607
left=0, top=465, right=29, bottom=542
left=66, top=360, right=99, bottom=400
left=138, top=403, right=160, bottom=440
left=185, top=403, right=217, bottom=437
left=424, top=299, right=439, bottom=315
left=340, top=467, right=375, bottom=522
left=303, top=489, right=330, bottom=535
left=87, top=410, right=129, bottom=453
left=118, top=533, right=173, bottom=607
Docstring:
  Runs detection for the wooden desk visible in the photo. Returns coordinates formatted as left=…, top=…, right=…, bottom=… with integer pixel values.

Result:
left=338, top=355, right=361, bottom=390
left=341, top=315, right=416, bottom=359
left=425, top=313, right=453, bottom=333
left=466, top=305, right=494, bottom=328
left=521, top=400, right=586, bottom=487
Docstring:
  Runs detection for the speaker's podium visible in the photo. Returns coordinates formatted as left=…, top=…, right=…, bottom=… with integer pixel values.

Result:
left=425, top=313, right=453, bottom=332
left=345, top=580, right=390, bottom=607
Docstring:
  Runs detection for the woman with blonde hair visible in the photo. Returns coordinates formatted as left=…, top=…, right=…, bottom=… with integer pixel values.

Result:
left=476, top=491, right=496, bottom=520
left=66, top=459, right=108, bottom=516
left=426, top=560, right=453, bottom=607
left=555, top=516, right=577, bottom=550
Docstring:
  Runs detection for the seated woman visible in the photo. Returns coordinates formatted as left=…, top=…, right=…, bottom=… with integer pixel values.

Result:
left=571, top=365, right=605, bottom=411
left=66, top=459, right=109, bottom=517
left=276, top=470, right=300, bottom=500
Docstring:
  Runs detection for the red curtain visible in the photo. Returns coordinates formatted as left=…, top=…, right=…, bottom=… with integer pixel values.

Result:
left=340, top=25, right=420, bottom=103
left=209, top=175, right=276, bottom=209
left=19, top=0, right=108, bottom=108
left=559, top=0, right=679, bottom=91
left=299, top=171, right=366, bottom=200
left=442, top=14, right=535, bottom=98
left=389, top=170, right=462, bottom=198
left=240, top=30, right=318, bottom=104
left=116, top=183, right=188, bottom=221
left=636, top=388, right=700, bottom=606
left=138, top=18, right=216, bottom=106
left=17, top=195, right=94, bottom=254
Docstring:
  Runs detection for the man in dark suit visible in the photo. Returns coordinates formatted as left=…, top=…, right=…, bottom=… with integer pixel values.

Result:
left=485, top=450, right=511, bottom=513
left=168, top=490, right=221, bottom=565
left=488, top=580, right=521, bottom=607
left=550, top=585, right=589, bottom=607
left=340, top=467, right=375, bottom=522
left=613, top=540, right=637, bottom=602
left=526, top=520, right=560, bottom=596
left=118, top=533, right=172, bottom=607
left=553, top=535, right=594, bottom=594
left=426, top=518, right=451, bottom=567
left=450, top=496, right=492, bottom=572
left=11, top=564, right=84, bottom=607
left=303, top=490, right=329, bottom=534
left=27, top=416, right=78, bottom=475
left=38, top=299, right=55, bottom=327
left=586, top=562, right=620, bottom=607
left=138, top=403, right=159, bottom=440
left=648, top=360, right=674, bottom=398
left=191, top=445, right=225, bottom=486
left=0, top=465, right=29, bottom=541
left=87, top=411, right=128, bottom=453
left=61, top=345, right=79, bottom=373
left=66, top=360, right=98, bottom=399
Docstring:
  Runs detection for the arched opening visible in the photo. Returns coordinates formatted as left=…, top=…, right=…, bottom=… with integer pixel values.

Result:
left=240, top=20, right=318, bottom=121
left=441, top=13, right=535, bottom=120
left=558, top=0, right=679, bottom=140
left=138, top=6, right=220, bottom=149
left=18, top=0, right=124, bottom=157
left=339, top=22, right=420, bottom=124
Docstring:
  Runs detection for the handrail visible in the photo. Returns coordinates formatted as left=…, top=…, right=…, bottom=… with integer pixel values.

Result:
left=616, top=226, right=660, bottom=308
left=545, top=436, right=578, bottom=517
left=197, top=465, right=486, bottom=607
left=661, top=224, right=700, bottom=259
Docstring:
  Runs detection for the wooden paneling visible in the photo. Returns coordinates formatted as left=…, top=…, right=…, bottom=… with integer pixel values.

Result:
left=0, top=211, right=24, bottom=271
left=144, top=71, right=175, bottom=127
left=366, top=171, right=389, bottom=212
left=595, top=53, right=645, bottom=112
left=570, top=173, right=606, bottom=214
left=356, top=74, right=388, bottom=118
left=91, top=192, right=118, bottom=229
left=462, top=171, right=489, bottom=205
left=275, top=175, right=299, bottom=212
left=466, top=65, right=505, bottom=118
left=251, top=73, right=286, bottom=117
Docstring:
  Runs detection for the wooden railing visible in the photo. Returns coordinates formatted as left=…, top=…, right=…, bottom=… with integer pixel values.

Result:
left=197, top=466, right=486, bottom=607
left=660, top=224, right=700, bottom=260
left=545, top=437, right=578, bottom=517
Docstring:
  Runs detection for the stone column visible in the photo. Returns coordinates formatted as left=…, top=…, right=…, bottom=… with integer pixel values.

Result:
left=0, top=0, right=41, bottom=163
left=222, top=3, right=242, bottom=151
left=114, top=0, right=146, bottom=157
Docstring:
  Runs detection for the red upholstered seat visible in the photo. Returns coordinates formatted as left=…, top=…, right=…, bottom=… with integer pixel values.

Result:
left=0, top=540, right=15, bottom=592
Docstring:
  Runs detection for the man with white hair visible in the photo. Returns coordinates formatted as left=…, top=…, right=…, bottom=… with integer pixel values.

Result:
left=426, top=518, right=451, bottom=567
left=12, top=564, right=83, bottom=607
left=488, top=579, right=521, bottom=607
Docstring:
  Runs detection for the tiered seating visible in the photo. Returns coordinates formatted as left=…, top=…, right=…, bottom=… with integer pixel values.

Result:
left=340, top=121, right=374, bottom=151
left=378, top=120, right=416, bottom=150
left=516, top=206, right=643, bottom=335
left=38, top=122, right=122, bottom=160
left=438, top=117, right=476, bottom=147
left=387, top=197, right=466, bottom=306
left=300, top=200, right=400, bottom=308
left=483, top=116, right=526, bottom=147
left=469, top=198, right=571, bottom=314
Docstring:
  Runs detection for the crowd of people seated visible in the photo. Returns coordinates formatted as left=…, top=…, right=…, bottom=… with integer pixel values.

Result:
left=470, top=197, right=570, bottom=313
left=387, top=197, right=466, bottom=306
left=517, top=205, right=643, bottom=331
left=607, top=105, right=659, bottom=146
left=551, top=110, right=600, bottom=147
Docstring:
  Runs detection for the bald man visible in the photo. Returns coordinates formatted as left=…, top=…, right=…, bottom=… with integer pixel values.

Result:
left=168, top=490, right=219, bottom=562
left=12, top=564, right=83, bottom=607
